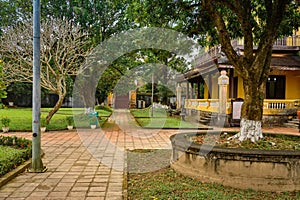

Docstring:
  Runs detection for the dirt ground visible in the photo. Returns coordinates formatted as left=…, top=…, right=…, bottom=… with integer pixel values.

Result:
left=127, top=149, right=172, bottom=173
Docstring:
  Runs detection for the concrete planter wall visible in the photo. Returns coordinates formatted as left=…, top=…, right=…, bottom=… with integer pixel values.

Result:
left=170, top=132, right=300, bottom=192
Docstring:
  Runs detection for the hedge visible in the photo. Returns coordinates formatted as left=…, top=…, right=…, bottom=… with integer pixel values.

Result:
left=0, top=136, right=32, bottom=177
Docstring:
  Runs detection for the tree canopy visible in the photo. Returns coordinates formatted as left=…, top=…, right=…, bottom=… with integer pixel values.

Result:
left=0, top=0, right=299, bottom=135
left=128, top=0, right=300, bottom=142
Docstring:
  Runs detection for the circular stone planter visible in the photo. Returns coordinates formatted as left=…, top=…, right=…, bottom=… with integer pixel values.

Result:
left=170, top=132, right=300, bottom=192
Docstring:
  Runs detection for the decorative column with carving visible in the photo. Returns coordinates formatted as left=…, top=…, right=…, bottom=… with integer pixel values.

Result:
left=176, top=83, right=182, bottom=109
left=218, top=70, right=229, bottom=127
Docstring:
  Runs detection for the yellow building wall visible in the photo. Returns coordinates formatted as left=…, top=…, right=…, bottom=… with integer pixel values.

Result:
left=211, top=72, right=219, bottom=99
left=107, top=92, right=113, bottom=107
left=233, top=70, right=300, bottom=100
left=204, top=84, right=209, bottom=99
left=195, top=69, right=299, bottom=101
left=194, top=70, right=299, bottom=101
left=202, top=72, right=221, bottom=99
left=233, top=70, right=245, bottom=99
left=285, top=71, right=300, bottom=99
left=237, top=76, right=244, bottom=99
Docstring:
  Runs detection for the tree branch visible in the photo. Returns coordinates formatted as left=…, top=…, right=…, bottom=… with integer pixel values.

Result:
left=203, top=0, right=245, bottom=76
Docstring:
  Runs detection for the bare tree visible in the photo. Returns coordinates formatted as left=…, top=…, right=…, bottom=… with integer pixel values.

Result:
left=0, top=18, right=92, bottom=123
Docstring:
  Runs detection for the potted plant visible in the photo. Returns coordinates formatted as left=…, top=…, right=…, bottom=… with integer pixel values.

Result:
left=40, top=118, right=47, bottom=132
left=1, top=117, right=11, bottom=133
left=89, top=115, right=98, bottom=129
left=66, top=116, right=74, bottom=130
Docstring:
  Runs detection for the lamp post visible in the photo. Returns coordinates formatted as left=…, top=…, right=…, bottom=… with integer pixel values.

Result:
left=30, top=0, right=45, bottom=172
left=151, top=73, right=154, bottom=117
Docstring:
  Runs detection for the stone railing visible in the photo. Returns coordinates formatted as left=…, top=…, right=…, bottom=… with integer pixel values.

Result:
left=185, top=99, right=231, bottom=114
left=263, top=99, right=299, bottom=115
left=185, top=99, right=299, bottom=115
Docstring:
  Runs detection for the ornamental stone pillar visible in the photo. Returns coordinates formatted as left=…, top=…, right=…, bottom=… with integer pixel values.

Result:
left=176, top=83, right=182, bottom=109
left=218, top=70, right=229, bottom=127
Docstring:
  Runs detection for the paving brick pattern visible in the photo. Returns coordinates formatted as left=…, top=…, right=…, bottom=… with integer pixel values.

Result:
left=0, top=109, right=299, bottom=199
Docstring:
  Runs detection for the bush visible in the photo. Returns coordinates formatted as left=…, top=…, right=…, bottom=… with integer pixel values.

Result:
left=65, top=116, right=74, bottom=126
left=0, top=136, right=32, bottom=177
left=95, top=104, right=112, bottom=112
left=1, top=116, right=11, bottom=127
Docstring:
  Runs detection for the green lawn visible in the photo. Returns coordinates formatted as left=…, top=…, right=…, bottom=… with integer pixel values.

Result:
left=0, top=107, right=112, bottom=131
left=130, top=107, right=206, bottom=129
left=130, top=107, right=168, bottom=118
left=135, top=117, right=201, bottom=129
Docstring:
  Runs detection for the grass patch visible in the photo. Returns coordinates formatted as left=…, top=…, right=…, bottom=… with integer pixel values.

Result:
left=130, top=107, right=168, bottom=118
left=0, top=136, right=32, bottom=177
left=127, top=167, right=300, bottom=200
left=135, top=117, right=199, bottom=129
left=130, top=107, right=205, bottom=129
left=0, top=107, right=112, bottom=131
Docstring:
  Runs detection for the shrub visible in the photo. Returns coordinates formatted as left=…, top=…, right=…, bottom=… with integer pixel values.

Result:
left=40, top=117, right=47, bottom=127
left=89, top=115, right=98, bottom=125
left=95, top=104, right=112, bottom=112
left=65, top=116, right=74, bottom=126
left=0, top=136, right=32, bottom=177
left=1, top=117, right=11, bottom=127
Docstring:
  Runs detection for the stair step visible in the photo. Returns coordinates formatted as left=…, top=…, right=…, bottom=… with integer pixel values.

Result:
left=283, top=123, right=299, bottom=128
left=199, top=119, right=209, bottom=124
left=287, top=121, right=299, bottom=125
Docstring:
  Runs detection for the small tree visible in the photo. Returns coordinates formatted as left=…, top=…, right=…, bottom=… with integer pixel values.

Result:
left=0, top=18, right=92, bottom=123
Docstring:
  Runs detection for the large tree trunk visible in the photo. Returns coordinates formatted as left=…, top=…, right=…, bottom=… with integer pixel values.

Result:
left=78, top=90, right=95, bottom=114
left=75, top=68, right=98, bottom=114
left=203, top=0, right=288, bottom=143
left=234, top=79, right=266, bottom=142
left=46, top=93, right=65, bottom=124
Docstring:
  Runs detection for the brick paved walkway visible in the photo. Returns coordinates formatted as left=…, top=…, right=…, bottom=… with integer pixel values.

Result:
left=0, top=109, right=299, bottom=199
left=0, top=110, right=176, bottom=200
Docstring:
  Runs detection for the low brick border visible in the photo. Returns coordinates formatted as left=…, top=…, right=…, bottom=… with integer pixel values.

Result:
left=0, top=159, right=31, bottom=188
left=0, top=150, right=45, bottom=188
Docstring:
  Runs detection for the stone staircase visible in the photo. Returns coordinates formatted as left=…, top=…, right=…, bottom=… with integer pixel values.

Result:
left=198, top=112, right=219, bottom=125
left=284, top=117, right=299, bottom=130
